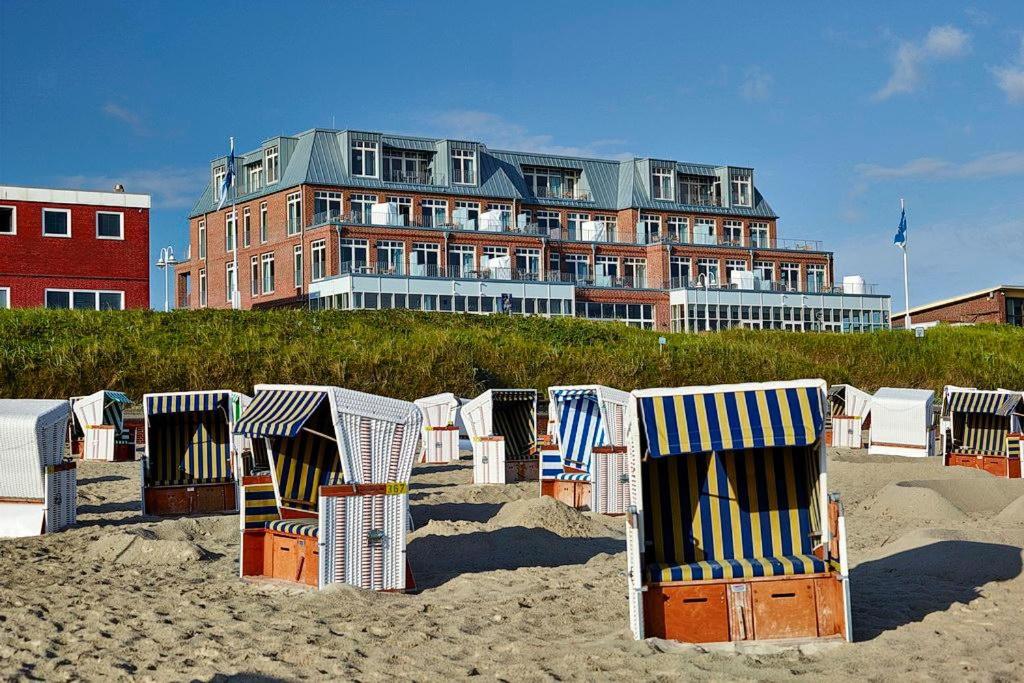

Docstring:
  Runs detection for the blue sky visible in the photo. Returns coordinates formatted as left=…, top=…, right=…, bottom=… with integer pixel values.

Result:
left=2, top=1, right=1023, bottom=311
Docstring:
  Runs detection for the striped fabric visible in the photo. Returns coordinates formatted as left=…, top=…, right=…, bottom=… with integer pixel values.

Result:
left=1009, top=436, right=1022, bottom=459
left=647, top=555, right=826, bottom=582
left=639, top=387, right=824, bottom=458
left=555, top=471, right=591, bottom=482
left=554, top=392, right=607, bottom=471
left=960, top=413, right=1008, bottom=455
left=828, top=386, right=844, bottom=417
left=234, top=388, right=326, bottom=438
left=243, top=483, right=279, bottom=529
left=146, top=413, right=232, bottom=485
left=947, top=390, right=1020, bottom=416
left=102, top=391, right=130, bottom=432
left=147, top=392, right=228, bottom=415
left=540, top=450, right=564, bottom=480
left=643, top=446, right=821, bottom=583
left=492, top=399, right=535, bottom=460
left=274, top=427, right=345, bottom=511
left=266, top=519, right=319, bottom=537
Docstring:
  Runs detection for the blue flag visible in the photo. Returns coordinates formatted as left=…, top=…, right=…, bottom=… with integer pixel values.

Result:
left=217, top=142, right=235, bottom=210
left=893, top=207, right=907, bottom=248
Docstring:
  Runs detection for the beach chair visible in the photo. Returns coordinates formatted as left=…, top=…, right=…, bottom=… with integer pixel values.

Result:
left=70, top=390, right=134, bottom=462
left=541, top=385, right=631, bottom=514
left=141, top=390, right=252, bottom=516
left=943, top=387, right=1024, bottom=478
left=826, top=384, right=871, bottom=449
left=867, top=388, right=935, bottom=457
left=463, top=389, right=538, bottom=484
left=414, top=392, right=461, bottom=463
left=237, top=384, right=421, bottom=591
left=625, top=380, right=851, bottom=644
left=0, top=399, right=76, bottom=538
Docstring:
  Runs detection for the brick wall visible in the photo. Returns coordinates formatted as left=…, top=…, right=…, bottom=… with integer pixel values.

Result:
left=902, top=291, right=1008, bottom=327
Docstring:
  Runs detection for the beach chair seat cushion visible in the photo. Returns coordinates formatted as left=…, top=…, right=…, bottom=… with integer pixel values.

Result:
left=266, top=519, right=319, bottom=538
left=554, top=471, right=591, bottom=482
left=647, top=554, right=825, bottom=582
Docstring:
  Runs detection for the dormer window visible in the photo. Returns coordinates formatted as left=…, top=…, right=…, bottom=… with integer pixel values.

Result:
left=452, top=149, right=476, bottom=185
left=247, top=162, right=263, bottom=192
left=652, top=168, right=674, bottom=201
left=732, top=174, right=752, bottom=207
left=352, top=141, right=378, bottom=178
left=213, top=166, right=226, bottom=203
left=680, top=174, right=720, bottom=207
left=523, top=167, right=582, bottom=200
left=265, top=146, right=280, bottom=184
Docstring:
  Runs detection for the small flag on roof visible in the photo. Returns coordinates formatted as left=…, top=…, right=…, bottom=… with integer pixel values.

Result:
left=217, top=138, right=235, bottom=210
left=893, top=206, right=907, bottom=248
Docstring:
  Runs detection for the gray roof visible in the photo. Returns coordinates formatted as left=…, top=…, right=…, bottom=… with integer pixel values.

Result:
left=189, top=128, right=778, bottom=219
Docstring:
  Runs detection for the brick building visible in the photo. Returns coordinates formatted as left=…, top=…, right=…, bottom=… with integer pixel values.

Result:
left=174, top=128, right=890, bottom=332
left=894, top=285, right=1024, bottom=328
left=0, top=185, right=150, bottom=309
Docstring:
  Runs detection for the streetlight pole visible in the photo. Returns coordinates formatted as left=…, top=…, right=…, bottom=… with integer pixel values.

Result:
left=155, top=246, right=178, bottom=312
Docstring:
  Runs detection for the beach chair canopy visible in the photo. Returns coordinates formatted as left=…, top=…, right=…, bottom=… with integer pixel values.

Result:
left=144, top=391, right=237, bottom=486
left=634, top=380, right=827, bottom=583
left=548, top=385, right=630, bottom=471
left=828, top=384, right=871, bottom=419
left=72, top=390, right=131, bottom=431
left=0, top=399, right=69, bottom=500
left=235, top=385, right=421, bottom=512
left=945, top=388, right=1023, bottom=456
left=414, top=393, right=461, bottom=428
left=463, top=389, right=537, bottom=459
left=946, top=389, right=1023, bottom=417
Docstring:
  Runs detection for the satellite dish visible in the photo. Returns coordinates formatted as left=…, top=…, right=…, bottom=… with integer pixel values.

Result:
left=113, top=184, right=125, bottom=192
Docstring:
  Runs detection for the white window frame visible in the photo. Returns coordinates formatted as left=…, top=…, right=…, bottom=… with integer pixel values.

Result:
left=780, top=262, right=800, bottom=290
left=44, top=288, right=125, bottom=310
left=623, top=257, right=648, bottom=287
left=198, top=220, right=207, bottom=260
left=311, top=239, right=327, bottom=281
left=293, top=245, right=303, bottom=288
left=0, top=286, right=9, bottom=308
left=261, top=253, right=276, bottom=294
left=94, top=211, right=124, bottom=240
left=732, top=176, right=752, bottom=207
left=286, top=192, right=302, bottom=235
left=724, top=220, right=744, bottom=246
left=250, top=256, right=260, bottom=297
left=754, top=260, right=775, bottom=282
left=259, top=202, right=268, bottom=243
left=264, top=147, right=279, bottom=184
left=639, top=214, right=661, bottom=243
left=225, top=210, right=237, bottom=251
left=242, top=207, right=251, bottom=248
left=225, top=262, right=236, bottom=304
left=213, top=166, right=226, bottom=203
left=421, top=199, right=448, bottom=227
left=452, top=149, right=476, bottom=185
left=350, top=194, right=377, bottom=224
left=314, top=191, right=343, bottom=222
left=0, top=205, right=17, bottom=235
left=42, top=208, right=72, bottom=238
left=198, top=269, right=208, bottom=307
left=536, top=210, right=560, bottom=231
left=247, top=162, right=263, bottom=192
left=750, top=221, right=770, bottom=248
left=697, top=257, right=720, bottom=284
left=352, top=140, right=379, bottom=178
left=667, top=216, right=688, bottom=242
left=652, top=168, right=675, bottom=201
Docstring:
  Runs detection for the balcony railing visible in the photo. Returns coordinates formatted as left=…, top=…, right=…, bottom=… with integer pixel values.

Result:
left=337, top=262, right=558, bottom=283
left=670, top=277, right=880, bottom=295
left=532, top=187, right=592, bottom=201
left=382, top=169, right=438, bottom=185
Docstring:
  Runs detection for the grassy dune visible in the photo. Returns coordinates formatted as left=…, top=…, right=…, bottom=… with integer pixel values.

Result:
left=1, top=309, right=1022, bottom=401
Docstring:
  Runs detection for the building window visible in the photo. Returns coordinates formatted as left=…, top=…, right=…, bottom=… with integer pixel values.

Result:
left=1007, top=297, right=1024, bottom=327
left=383, top=150, right=430, bottom=183
left=724, top=220, right=743, bottom=246
left=42, top=208, right=71, bottom=237
left=536, top=211, right=560, bottom=232
left=198, top=220, right=207, bottom=260
left=807, top=264, right=826, bottom=293
left=411, top=242, right=440, bottom=276
left=264, top=146, right=279, bottom=184
left=595, top=255, right=618, bottom=286
left=697, top=258, right=720, bottom=285
left=670, top=256, right=691, bottom=287
left=311, top=239, right=327, bottom=280
left=259, top=202, right=268, bottom=243
left=225, top=211, right=237, bottom=251
left=482, top=246, right=508, bottom=277
left=592, top=214, right=616, bottom=241
left=45, top=289, right=124, bottom=310
left=693, top=218, right=716, bottom=245
left=91, top=211, right=124, bottom=240
left=352, top=140, right=378, bottom=177
left=198, top=269, right=207, bottom=307
left=565, top=213, right=588, bottom=240
left=515, top=248, right=541, bottom=279
left=213, top=166, right=226, bottom=203
left=638, top=214, right=661, bottom=243
left=377, top=240, right=404, bottom=275
left=454, top=201, right=480, bottom=228
left=448, top=244, right=475, bottom=277
left=780, top=263, right=800, bottom=291
left=667, top=217, right=688, bottom=243
left=623, top=258, right=647, bottom=287
left=385, top=196, right=412, bottom=225
left=680, top=174, right=719, bottom=206
left=247, top=162, right=263, bottom=192
left=577, top=301, right=654, bottom=330
left=261, top=253, right=275, bottom=293
left=0, top=287, right=9, bottom=309
left=523, top=167, right=581, bottom=199
left=725, top=259, right=747, bottom=283
left=250, top=256, right=260, bottom=296
left=754, top=260, right=774, bottom=283
left=421, top=199, right=448, bottom=227
left=750, top=222, right=769, bottom=248
left=286, top=192, right=302, bottom=235
left=293, top=245, right=303, bottom=288
left=732, top=174, right=752, bottom=207
left=452, top=149, right=476, bottom=185
left=564, top=253, right=589, bottom=282
left=350, top=194, right=377, bottom=224
left=314, top=191, right=342, bottom=223
left=339, top=238, right=368, bottom=273
left=225, top=262, right=236, bottom=303
left=652, top=168, right=674, bottom=200
left=0, top=205, right=16, bottom=235
left=242, top=208, right=251, bottom=248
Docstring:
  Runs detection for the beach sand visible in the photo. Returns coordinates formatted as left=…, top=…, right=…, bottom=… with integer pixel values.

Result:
left=3, top=450, right=1024, bottom=681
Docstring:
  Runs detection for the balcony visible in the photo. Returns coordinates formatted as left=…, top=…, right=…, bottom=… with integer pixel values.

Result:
left=382, top=169, right=439, bottom=185
left=310, top=210, right=548, bottom=236
left=337, top=262, right=550, bottom=283
left=670, top=277, right=880, bottom=295
left=532, top=187, right=592, bottom=202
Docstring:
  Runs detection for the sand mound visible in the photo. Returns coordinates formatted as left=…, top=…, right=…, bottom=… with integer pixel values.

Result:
left=995, top=494, right=1024, bottom=523
left=488, top=497, right=624, bottom=539
left=86, top=531, right=209, bottom=565
left=864, top=482, right=967, bottom=521
left=898, top=479, right=1023, bottom=516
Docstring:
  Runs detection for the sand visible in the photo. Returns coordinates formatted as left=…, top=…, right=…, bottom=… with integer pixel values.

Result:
left=4, top=452, right=1024, bottom=681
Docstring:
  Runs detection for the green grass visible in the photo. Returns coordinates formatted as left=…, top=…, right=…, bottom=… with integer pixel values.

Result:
left=1, top=309, right=1022, bottom=401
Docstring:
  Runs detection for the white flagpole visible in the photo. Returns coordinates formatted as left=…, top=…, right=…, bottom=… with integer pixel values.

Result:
left=230, top=135, right=239, bottom=309
left=900, top=197, right=911, bottom=328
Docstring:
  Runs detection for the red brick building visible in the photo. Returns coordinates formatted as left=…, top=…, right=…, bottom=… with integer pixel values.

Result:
left=0, top=185, right=151, bottom=310
left=174, top=128, right=887, bottom=331
left=895, top=285, right=1024, bottom=328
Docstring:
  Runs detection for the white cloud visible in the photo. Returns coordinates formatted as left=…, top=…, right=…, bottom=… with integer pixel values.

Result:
left=426, top=110, right=632, bottom=159
left=873, top=25, right=970, bottom=100
left=739, top=66, right=773, bottom=102
left=855, top=151, right=1024, bottom=180
left=102, top=102, right=148, bottom=135
left=57, top=167, right=208, bottom=209
left=991, top=36, right=1024, bottom=103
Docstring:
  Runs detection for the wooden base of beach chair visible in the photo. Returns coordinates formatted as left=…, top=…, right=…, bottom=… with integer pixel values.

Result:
left=112, top=443, right=136, bottom=462
left=945, top=452, right=1021, bottom=478
left=144, top=482, right=237, bottom=516
left=643, top=572, right=847, bottom=644
left=71, top=439, right=84, bottom=457
left=540, top=478, right=591, bottom=509
left=504, top=458, right=539, bottom=483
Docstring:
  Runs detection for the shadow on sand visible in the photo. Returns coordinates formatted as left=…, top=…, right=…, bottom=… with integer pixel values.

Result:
left=410, top=501, right=504, bottom=524
left=851, top=539, right=1022, bottom=640
left=409, top=525, right=623, bottom=589
left=77, top=475, right=130, bottom=486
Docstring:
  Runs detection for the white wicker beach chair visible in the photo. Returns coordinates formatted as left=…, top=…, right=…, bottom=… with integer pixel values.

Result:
left=70, top=390, right=133, bottom=461
left=463, top=389, right=538, bottom=484
left=0, top=399, right=75, bottom=538
left=414, top=392, right=461, bottom=463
